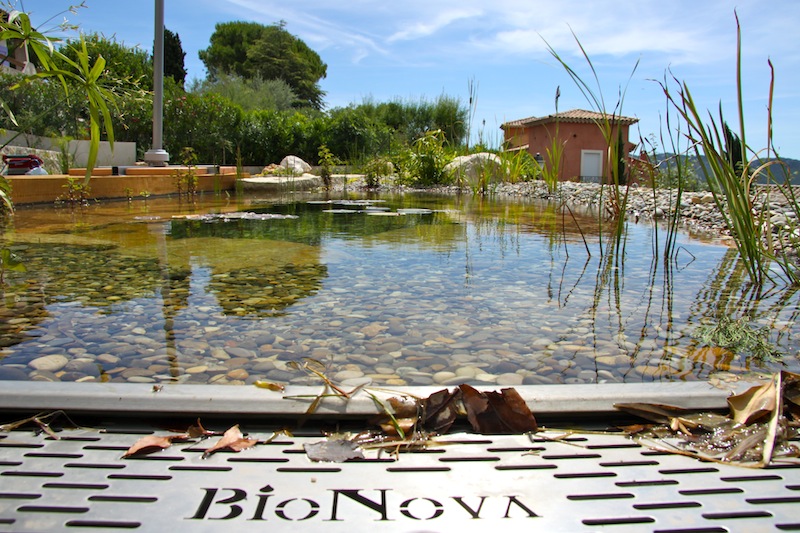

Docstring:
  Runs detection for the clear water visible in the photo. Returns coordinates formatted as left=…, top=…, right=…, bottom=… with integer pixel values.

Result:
left=1, top=192, right=797, bottom=387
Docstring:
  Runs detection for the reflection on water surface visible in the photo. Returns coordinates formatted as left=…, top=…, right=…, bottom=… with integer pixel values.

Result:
left=0, top=192, right=797, bottom=386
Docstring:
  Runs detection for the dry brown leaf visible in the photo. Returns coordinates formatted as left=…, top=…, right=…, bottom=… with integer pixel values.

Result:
left=617, top=423, right=654, bottom=435
left=614, top=402, right=697, bottom=425
left=186, top=418, right=219, bottom=439
left=422, top=388, right=461, bottom=434
left=782, top=371, right=800, bottom=418
left=387, top=396, right=419, bottom=419
left=123, top=434, right=187, bottom=458
left=617, top=372, right=800, bottom=468
left=379, top=418, right=417, bottom=437
left=727, top=378, right=778, bottom=425
left=202, top=425, right=258, bottom=458
left=459, top=385, right=537, bottom=434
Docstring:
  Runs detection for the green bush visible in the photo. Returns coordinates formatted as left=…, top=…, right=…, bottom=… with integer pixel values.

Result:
left=363, top=157, right=393, bottom=188
left=395, top=130, right=454, bottom=187
left=163, top=87, right=243, bottom=165
left=324, top=107, right=392, bottom=162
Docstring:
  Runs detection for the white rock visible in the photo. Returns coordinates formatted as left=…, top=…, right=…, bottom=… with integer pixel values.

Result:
left=29, top=354, right=69, bottom=372
left=279, top=155, right=312, bottom=174
left=495, top=372, right=524, bottom=386
left=445, top=153, right=505, bottom=184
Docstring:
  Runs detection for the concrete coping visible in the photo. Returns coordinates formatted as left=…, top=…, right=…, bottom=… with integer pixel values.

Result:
left=0, top=380, right=755, bottom=420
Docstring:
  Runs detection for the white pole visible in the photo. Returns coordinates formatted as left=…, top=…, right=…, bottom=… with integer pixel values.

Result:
left=144, top=0, right=169, bottom=166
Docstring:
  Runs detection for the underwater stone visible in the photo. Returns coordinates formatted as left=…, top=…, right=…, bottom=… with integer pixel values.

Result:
left=28, top=354, right=69, bottom=372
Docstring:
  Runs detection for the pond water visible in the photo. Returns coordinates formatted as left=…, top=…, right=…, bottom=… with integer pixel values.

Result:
left=0, top=191, right=798, bottom=387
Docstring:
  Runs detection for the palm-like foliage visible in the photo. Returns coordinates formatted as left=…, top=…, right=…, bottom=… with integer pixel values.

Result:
left=1, top=3, right=116, bottom=185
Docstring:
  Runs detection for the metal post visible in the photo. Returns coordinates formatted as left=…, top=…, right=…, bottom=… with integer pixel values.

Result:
left=144, top=0, right=169, bottom=166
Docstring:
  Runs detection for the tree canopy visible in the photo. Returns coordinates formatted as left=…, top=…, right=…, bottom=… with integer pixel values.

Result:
left=190, top=73, right=297, bottom=112
left=54, top=33, right=152, bottom=91
left=164, top=28, right=187, bottom=88
left=199, top=20, right=327, bottom=110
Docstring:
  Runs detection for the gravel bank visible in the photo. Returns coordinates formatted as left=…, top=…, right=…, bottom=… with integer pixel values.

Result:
left=335, top=176, right=800, bottom=259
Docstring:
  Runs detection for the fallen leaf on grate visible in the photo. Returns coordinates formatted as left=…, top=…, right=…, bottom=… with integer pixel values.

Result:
left=304, top=438, right=365, bottom=462
left=459, top=384, right=538, bottom=434
left=123, top=434, right=190, bottom=458
left=202, top=424, right=259, bottom=458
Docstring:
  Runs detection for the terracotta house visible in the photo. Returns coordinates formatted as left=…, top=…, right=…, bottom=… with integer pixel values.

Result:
left=501, top=109, right=639, bottom=183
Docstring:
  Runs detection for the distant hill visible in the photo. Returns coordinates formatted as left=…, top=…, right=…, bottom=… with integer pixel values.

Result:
left=652, top=153, right=800, bottom=185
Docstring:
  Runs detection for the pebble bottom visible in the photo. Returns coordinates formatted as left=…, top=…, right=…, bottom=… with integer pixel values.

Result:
left=1, top=189, right=798, bottom=386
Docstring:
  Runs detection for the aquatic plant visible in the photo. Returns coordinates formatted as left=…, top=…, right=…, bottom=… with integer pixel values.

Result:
left=695, top=315, right=779, bottom=362
left=546, top=33, right=639, bottom=254
left=539, top=89, right=566, bottom=195
left=499, top=149, right=536, bottom=184
left=317, top=144, right=339, bottom=190
left=660, top=13, right=799, bottom=287
left=465, top=77, right=479, bottom=153
left=171, top=147, right=199, bottom=200
left=362, top=156, right=392, bottom=188
left=56, top=176, right=91, bottom=207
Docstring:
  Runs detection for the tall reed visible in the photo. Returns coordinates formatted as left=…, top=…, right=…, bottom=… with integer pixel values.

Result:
left=538, top=88, right=565, bottom=194
left=660, top=12, right=798, bottom=287
left=546, top=33, right=638, bottom=256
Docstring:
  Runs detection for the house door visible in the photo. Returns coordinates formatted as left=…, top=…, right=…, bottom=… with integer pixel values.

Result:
left=580, top=150, right=603, bottom=183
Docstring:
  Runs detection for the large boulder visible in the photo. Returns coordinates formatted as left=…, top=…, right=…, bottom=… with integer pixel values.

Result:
left=279, top=155, right=312, bottom=175
left=445, top=152, right=505, bottom=185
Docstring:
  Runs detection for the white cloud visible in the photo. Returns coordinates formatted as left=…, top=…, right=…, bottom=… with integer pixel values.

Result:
left=222, top=0, right=389, bottom=62
left=387, top=8, right=483, bottom=42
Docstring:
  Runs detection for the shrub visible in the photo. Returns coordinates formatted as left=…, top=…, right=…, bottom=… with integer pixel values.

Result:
left=363, top=157, right=393, bottom=188
left=395, top=130, right=453, bottom=187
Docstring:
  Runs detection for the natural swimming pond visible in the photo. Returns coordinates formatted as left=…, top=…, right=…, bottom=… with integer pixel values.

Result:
left=0, top=191, right=798, bottom=387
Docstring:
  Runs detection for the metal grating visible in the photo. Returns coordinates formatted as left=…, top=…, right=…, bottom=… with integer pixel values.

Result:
left=1, top=423, right=799, bottom=532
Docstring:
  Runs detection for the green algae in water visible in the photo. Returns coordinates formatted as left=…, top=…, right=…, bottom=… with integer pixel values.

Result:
left=695, top=316, right=781, bottom=362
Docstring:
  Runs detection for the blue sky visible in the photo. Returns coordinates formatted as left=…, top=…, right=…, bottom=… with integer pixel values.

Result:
left=24, top=0, right=800, bottom=158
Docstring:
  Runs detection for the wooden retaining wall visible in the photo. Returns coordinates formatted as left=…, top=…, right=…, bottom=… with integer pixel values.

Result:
left=7, top=166, right=246, bottom=205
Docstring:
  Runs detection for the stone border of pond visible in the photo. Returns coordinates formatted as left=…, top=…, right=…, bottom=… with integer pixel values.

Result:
left=337, top=178, right=800, bottom=257
left=0, top=379, right=758, bottom=421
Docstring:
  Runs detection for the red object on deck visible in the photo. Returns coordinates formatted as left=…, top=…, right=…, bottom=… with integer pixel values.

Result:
left=2, top=154, right=45, bottom=175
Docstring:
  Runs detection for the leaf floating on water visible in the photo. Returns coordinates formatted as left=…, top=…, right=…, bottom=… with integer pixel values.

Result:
left=202, top=425, right=258, bottom=458
left=253, top=380, right=286, bottom=392
left=304, top=439, right=365, bottom=462
left=177, top=212, right=299, bottom=222
left=459, top=384, right=537, bottom=434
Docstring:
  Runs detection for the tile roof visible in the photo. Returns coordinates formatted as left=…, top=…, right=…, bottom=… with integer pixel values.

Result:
left=501, top=108, right=639, bottom=129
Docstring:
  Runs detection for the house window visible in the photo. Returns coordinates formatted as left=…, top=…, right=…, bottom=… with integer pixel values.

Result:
left=580, top=150, right=603, bottom=183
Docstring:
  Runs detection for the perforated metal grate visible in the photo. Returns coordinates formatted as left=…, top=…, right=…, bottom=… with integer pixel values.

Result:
left=1, top=423, right=799, bottom=532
